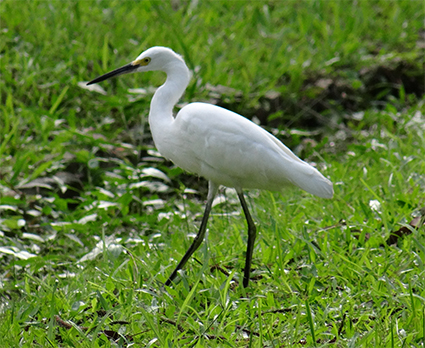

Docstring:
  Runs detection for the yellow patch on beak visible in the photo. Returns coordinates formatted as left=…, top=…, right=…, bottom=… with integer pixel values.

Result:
left=132, top=57, right=151, bottom=66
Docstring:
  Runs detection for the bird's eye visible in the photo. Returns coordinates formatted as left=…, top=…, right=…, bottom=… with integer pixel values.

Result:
left=132, top=57, right=151, bottom=66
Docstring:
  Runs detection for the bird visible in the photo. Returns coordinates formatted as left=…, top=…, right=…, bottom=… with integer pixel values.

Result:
left=87, top=46, right=333, bottom=288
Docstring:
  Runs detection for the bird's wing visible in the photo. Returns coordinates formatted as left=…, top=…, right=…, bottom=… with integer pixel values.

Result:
left=167, top=102, right=333, bottom=197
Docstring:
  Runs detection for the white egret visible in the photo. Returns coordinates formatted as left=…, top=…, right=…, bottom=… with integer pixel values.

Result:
left=87, top=46, right=333, bottom=288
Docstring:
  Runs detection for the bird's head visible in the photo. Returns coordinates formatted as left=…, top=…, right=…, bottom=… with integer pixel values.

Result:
left=87, top=46, right=184, bottom=85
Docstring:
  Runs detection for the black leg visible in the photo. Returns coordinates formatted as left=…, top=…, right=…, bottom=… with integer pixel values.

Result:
left=237, top=190, right=257, bottom=288
left=165, top=181, right=218, bottom=286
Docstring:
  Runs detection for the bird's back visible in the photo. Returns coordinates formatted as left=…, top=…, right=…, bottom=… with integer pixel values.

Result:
left=155, top=102, right=333, bottom=198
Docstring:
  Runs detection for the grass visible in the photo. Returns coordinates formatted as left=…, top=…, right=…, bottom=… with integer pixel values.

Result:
left=1, top=0, right=425, bottom=347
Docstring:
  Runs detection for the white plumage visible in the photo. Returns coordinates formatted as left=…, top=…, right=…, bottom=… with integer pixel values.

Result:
left=88, top=46, right=333, bottom=287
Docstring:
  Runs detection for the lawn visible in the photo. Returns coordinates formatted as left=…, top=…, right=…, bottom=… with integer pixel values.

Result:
left=1, top=1, right=425, bottom=347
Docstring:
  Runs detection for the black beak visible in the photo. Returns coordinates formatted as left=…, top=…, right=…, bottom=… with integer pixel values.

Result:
left=87, top=63, right=139, bottom=85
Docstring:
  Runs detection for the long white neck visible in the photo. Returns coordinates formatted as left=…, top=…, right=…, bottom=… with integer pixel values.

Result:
left=149, top=60, right=190, bottom=136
